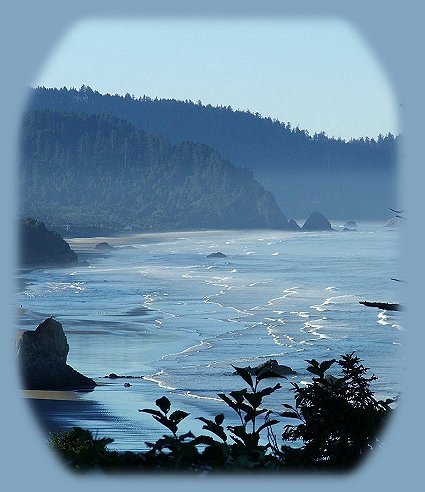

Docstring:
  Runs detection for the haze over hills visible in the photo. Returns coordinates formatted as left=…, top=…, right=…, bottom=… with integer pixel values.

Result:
left=28, top=86, right=399, bottom=220
left=19, top=109, right=292, bottom=232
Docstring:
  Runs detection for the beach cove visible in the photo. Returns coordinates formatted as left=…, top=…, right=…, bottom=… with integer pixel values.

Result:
left=16, top=224, right=404, bottom=451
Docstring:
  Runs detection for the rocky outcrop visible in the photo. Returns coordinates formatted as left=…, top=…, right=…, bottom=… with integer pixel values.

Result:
left=16, top=318, right=96, bottom=390
left=19, top=218, right=79, bottom=267
left=206, top=252, right=227, bottom=258
left=344, top=220, right=358, bottom=229
left=359, top=301, right=401, bottom=311
left=95, top=241, right=115, bottom=251
left=301, top=212, right=333, bottom=231
left=237, top=359, right=297, bottom=378
left=384, top=217, right=403, bottom=228
left=104, top=373, right=143, bottom=379
left=287, top=219, right=301, bottom=230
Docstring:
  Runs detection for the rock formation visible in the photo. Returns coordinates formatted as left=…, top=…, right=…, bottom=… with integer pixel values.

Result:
left=287, top=219, right=301, bottom=230
left=16, top=318, right=96, bottom=390
left=238, top=359, right=297, bottom=378
left=344, top=220, right=358, bottom=229
left=19, top=218, right=79, bottom=267
left=95, top=241, right=115, bottom=251
left=206, top=252, right=227, bottom=258
left=384, top=217, right=403, bottom=228
left=359, top=301, right=401, bottom=311
left=301, top=212, right=334, bottom=231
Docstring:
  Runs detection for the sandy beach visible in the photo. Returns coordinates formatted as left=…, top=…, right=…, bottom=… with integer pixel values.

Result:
left=66, top=229, right=232, bottom=250
left=22, top=389, right=110, bottom=435
left=20, top=379, right=192, bottom=451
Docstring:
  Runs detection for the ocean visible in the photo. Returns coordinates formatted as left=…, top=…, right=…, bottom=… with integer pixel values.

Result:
left=16, top=223, right=405, bottom=451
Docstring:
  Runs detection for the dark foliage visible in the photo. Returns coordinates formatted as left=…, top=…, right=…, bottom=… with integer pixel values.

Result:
left=49, top=353, right=394, bottom=473
left=280, top=353, right=395, bottom=469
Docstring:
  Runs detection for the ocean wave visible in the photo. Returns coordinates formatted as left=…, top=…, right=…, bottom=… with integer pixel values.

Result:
left=301, top=320, right=329, bottom=339
left=377, top=312, right=403, bottom=330
left=142, top=371, right=177, bottom=391
left=161, top=340, right=212, bottom=360
left=311, top=294, right=357, bottom=312
left=290, top=311, right=309, bottom=318
left=183, top=391, right=222, bottom=402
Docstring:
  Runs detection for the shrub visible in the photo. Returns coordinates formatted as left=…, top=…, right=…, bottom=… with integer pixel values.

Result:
left=49, top=353, right=395, bottom=472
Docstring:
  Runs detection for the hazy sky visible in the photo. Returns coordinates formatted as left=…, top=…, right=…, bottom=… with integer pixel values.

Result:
left=34, top=18, right=399, bottom=140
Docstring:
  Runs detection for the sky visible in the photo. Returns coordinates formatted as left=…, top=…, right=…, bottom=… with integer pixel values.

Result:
left=33, top=18, right=399, bottom=141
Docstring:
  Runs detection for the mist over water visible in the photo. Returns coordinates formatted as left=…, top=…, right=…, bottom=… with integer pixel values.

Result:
left=16, top=224, right=404, bottom=450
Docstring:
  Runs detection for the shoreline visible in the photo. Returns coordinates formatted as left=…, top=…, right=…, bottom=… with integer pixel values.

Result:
left=65, top=221, right=389, bottom=250
left=66, top=228, right=266, bottom=250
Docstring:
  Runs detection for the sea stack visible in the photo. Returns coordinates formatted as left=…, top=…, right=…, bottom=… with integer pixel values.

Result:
left=16, top=318, right=96, bottom=390
left=301, top=212, right=333, bottom=231
left=206, top=252, right=227, bottom=258
left=95, top=241, right=115, bottom=251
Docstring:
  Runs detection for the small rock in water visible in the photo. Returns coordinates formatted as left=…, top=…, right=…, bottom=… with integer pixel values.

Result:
left=95, top=242, right=115, bottom=251
left=301, top=212, right=333, bottom=231
left=206, top=252, right=227, bottom=258
left=234, top=359, right=297, bottom=378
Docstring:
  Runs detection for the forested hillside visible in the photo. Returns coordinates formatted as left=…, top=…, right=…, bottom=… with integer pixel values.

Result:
left=28, top=86, right=399, bottom=219
left=19, top=110, right=291, bottom=231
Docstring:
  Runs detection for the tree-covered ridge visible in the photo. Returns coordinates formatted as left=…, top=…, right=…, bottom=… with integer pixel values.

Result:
left=28, top=86, right=399, bottom=219
left=20, top=109, right=290, bottom=231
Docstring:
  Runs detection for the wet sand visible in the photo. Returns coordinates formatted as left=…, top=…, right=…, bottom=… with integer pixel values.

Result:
left=67, top=229, right=232, bottom=251
left=21, top=382, right=174, bottom=451
left=22, top=390, right=112, bottom=435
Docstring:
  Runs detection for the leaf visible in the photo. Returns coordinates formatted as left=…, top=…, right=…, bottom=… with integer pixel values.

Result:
left=214, top=413, right=225, bottom=426
left=257, top=419, right=280, bottom=434
left=244, top=392, right=262, bottom=409
left=244, top=408, right=267, bottom=424
left=152, top=415, right=178, bottom=434
left=169, top=410, right=189, bottom=424
left=232, top=365, right=253, bottom=388
left=155, top=396, right=171, bottom=414
left=229, top=389, right=248, bottom=405
left=257, top=383, right=282, bottom=398
left=218, top=393, right=239, bottom=412
left=228, top=425, right=259, bottom=447
left=319, top=359, right=336, bottom=373
left=306, top=365, right=322, bottom=376
left=197, top=417, right=227, bottom=442
left=138, top=408, right=163, bottom=417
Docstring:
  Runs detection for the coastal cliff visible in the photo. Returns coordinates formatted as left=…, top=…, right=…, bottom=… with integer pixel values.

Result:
left=19, top=218, right=79, bottom=267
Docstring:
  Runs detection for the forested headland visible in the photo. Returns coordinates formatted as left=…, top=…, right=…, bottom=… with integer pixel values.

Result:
left=19, top=109, right=291, bottom=232
left=28, top=86, right=399, bottom=220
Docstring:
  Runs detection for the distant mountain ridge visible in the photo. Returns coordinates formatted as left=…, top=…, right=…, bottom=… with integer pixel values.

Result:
left=28, top=86, right=399, bottom=219
left=19, top=109, right=293, bottom=231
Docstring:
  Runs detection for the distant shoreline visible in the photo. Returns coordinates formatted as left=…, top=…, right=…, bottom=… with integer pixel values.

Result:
left=65, top=221, right=391, bottom=253
left=66, top=228, right=295, bottom=250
